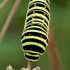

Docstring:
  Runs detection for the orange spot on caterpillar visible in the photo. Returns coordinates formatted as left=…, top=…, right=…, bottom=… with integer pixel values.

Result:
left=29, top=34, right=31, bottom=36
left=46, top=38, right=47, bottom=40
left=41, top=51, right=42, bottom=53
left=40, top=35, right=42, bottom=38
left=25, top=48, right=26, bottom=50
left=44, top=6, right=46, bottom=8
left=46, top=38, right=49, bottom=43
left=34, top=4, right=36, bottom=7
left=44, top=13, right=45, bottom=16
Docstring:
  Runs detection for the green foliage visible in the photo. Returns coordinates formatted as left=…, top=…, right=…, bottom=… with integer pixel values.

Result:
left=0, top=0, right=70, bottom=70
left=52, top=0, right=69, bottom=7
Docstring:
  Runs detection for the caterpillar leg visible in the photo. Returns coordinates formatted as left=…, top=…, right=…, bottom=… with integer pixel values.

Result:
left=20, top=68, right=28, bottom=70
left=20, top=67, right=41, bottom=70
left=32, top=66, right=41, bottom=70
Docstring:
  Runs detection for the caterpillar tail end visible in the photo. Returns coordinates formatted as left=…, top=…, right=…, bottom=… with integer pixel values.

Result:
left=24, top=53, right=40, bottom=62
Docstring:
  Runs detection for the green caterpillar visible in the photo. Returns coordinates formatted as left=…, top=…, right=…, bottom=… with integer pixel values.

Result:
left=21, top=0, right=50, bottom=62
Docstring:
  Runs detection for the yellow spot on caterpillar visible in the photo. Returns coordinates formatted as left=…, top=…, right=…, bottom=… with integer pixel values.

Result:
left=32, top=18, right=34, bottom=22
left=42, top=20, right=44, bottom=23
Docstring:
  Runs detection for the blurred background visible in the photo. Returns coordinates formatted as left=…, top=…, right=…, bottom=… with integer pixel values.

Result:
left=0, top=0, right=70, bottom=70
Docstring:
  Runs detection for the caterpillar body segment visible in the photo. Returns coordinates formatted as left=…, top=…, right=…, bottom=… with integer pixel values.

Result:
left=21, top=0, right=50, bottom=61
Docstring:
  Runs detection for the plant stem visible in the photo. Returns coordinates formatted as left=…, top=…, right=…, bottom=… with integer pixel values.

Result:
left=48, top=21, right=62, bottom=70
left=27, top=61, right=32, bottom=70
left=0, top=0, right=21, bottom=42
left=0, top=0, right=10, bottom=10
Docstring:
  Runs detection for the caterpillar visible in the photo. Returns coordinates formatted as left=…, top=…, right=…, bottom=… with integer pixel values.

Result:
left=21, top=0, right=50, bottom=62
